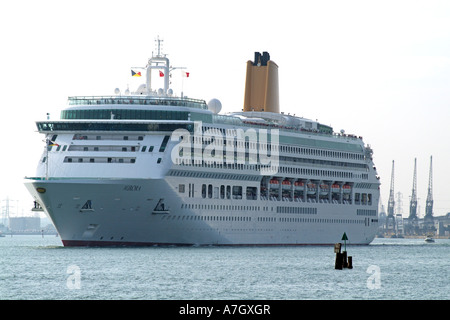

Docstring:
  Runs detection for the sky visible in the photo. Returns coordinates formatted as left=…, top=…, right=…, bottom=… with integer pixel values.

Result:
left=1, top=0, right=450, bottom=218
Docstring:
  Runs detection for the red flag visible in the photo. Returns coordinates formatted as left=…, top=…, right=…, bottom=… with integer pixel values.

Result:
left=183, top=71, right=190, bottom=78
left=159, top=71, right=164, bottom=77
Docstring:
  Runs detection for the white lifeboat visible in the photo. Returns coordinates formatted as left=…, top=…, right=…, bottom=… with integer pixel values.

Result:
left=281, top=180, right=291, bottom=189
left=319, top=184, right=329, bottom=195
left=294, top=181, right=304, bottom=190
left=307, top=183, right=316, bottom=195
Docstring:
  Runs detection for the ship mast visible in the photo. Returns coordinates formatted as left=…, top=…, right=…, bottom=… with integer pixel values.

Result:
left=145, top=36, right=170, bottom=95
left=132, top=36, right=186, bottom=97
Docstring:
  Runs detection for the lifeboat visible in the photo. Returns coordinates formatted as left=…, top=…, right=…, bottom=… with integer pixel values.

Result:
left=319, top=184, right=329, bottom=195
left=282, top=180, right=291, bottom=189
left=269, top=179, right=279, bottom=188
left=294, top=181, right=305, bottom=190
left=331, top=184, right=340, bottom=192
left=307, top=183, right=316, bottom=195
left=343, top=185, right=351, bottom=193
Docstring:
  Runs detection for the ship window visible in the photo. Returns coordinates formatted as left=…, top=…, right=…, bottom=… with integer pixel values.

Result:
left=149, top=146, right=154, bottom=152
left=232, top=186, right=242, bottom=199
left=157, top=158, right=162, bottom=164
left=202, top=184, right=206, bottom=198
left=124, top=136, right=128, bottom=140
left=62, top=145, right=67, bottom=151
left=141, top=146, right=147, bottom=152
left=208, top=184, right=213, bottom=198
left=179, top=184, right=185, bottom=193
left=226, top=186, right=231, bottom=199
left=159, top=135, right=170, bottom=152
left=246, top=187, right=257, bottom=200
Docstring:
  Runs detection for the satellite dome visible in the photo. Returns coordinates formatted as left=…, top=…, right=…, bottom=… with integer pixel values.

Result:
left=136, top=84, right=147, bottom=94
left=207, top=99, right=222, bottom=114
left=114, top=88, right=120, bottom=95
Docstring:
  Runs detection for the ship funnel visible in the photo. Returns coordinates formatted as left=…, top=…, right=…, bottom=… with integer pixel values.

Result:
left=243, top=52, right=279, bottom=113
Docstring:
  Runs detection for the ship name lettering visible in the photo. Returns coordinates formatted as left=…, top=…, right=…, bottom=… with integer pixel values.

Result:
left=123, top=185, right=141, bottom=191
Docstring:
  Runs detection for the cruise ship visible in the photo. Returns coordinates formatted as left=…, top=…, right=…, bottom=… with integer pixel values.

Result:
left=25, top=41, right=380, bottom=246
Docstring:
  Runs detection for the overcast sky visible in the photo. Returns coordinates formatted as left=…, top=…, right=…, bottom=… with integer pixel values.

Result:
left=1, top=0, right=450, bottom=217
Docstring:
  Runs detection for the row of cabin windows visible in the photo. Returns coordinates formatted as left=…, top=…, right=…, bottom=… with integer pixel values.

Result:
left=196, top=184, right=258, bottom=201
left=50, top=145, right=157, bottom=153
left=43, top=156, right=163, bottom=164
left=179, top=182, right=373, bottom=205
left=280, top=145, right=364, bottom=160
left=169, top=207, right=370, bottom=225
left=61, top=109, right=190, bottom=121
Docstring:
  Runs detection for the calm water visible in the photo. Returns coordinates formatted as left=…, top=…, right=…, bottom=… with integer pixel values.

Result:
left=0, top=235, right=448, bottom=300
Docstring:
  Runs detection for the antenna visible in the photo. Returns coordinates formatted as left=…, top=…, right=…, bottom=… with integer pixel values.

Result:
left=155, top=35, right=164, bottom=57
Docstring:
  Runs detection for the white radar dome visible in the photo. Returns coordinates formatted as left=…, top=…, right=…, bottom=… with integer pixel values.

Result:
left=114, top=88, right=120, bottom=95
left=207, top=99, right=222, bottom=114
left=136, top=84, right=147, bottom=95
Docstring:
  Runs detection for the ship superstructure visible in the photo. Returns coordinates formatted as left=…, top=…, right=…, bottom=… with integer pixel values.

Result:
left=25, top=41, right=380, bottom=246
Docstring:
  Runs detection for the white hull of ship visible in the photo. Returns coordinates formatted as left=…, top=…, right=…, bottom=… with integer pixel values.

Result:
left=25, top=178, right=377, bottom=246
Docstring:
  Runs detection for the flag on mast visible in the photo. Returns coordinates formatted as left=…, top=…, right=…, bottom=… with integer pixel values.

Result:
left=159, top=70, right=164, bottom=77
left=182, top=71, right=190, bottom=78
left=131, top=70, right=142, bottom=77
left=47, top=139, right=59, bottom=147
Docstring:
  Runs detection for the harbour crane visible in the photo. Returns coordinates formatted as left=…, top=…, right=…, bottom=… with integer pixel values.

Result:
left=407, top=158, right=419, bottom=234
left=424, top=156, right=434, bottom=232
left=386, top=160, right=396, bottom=233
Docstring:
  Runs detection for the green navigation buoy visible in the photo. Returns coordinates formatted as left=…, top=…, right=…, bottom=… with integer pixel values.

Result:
left=341, top=232, right=348, bottom=251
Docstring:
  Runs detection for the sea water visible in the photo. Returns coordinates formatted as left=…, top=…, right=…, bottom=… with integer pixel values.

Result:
left=0, top=235, right=448, bottom=300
